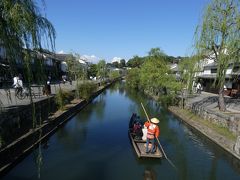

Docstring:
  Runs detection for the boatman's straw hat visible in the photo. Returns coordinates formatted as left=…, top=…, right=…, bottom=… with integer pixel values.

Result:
left=150, top=118, right=159, bottom=124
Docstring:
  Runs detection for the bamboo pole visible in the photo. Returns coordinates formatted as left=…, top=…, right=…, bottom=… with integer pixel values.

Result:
left=141, top=102, right=177, bottom=170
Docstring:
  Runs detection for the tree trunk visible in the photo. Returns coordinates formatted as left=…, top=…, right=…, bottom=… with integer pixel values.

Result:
left=218, top=87, right=226, bottom=111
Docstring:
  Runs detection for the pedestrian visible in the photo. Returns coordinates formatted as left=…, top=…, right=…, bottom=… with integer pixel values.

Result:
left=13, top=74, right=23, bottom=96
left=144, top=118, right=160, bottom=154
left=62, top=75, right=66, bottom=84
left=46, top=76, right=51, bottom=95
left=13, top=74, right=19, bottom=88
left=43, top=76, right=51, bottom=95
left=196, top=82, right=202, bottom=94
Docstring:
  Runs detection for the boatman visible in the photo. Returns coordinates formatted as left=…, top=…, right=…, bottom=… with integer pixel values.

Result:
left=144, top=118, right=160, bottom=154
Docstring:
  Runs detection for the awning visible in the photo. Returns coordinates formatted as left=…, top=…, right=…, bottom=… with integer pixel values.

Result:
left=198, top=74, right=232, bottom=79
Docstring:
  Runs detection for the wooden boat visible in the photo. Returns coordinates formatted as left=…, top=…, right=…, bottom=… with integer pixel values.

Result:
left=129, top=114, right=163, bottom=159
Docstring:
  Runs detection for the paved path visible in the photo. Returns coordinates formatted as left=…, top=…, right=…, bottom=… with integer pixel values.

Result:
left=0, top=80, right=100, bottom=109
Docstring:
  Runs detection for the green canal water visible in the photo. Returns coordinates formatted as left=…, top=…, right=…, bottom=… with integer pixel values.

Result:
left=3, top=82, right=240, bottom=179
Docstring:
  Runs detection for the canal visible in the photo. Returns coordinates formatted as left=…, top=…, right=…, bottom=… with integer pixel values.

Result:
left=3, top=82, right=240, bottom=179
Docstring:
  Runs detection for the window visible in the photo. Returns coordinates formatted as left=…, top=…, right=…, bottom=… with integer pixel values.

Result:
left=211, top=68, right=217, bottom=73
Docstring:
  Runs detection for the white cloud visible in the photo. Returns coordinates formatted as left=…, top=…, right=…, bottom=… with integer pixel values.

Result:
left=111, top=57, right=122, bottom=63
left=58, top=50, right=65, bottom=54
left=80, top=54, right=100, bottom=64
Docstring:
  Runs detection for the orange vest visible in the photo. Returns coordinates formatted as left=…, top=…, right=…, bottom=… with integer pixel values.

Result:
left=144, top=121, right=160, bottom=139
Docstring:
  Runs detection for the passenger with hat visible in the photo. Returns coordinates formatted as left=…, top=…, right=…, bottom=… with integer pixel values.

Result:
left=144, top=117, right=160, bottom=154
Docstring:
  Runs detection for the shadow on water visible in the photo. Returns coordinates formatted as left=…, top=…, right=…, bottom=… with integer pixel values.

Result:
left=143, top=167, right=157, bottom=180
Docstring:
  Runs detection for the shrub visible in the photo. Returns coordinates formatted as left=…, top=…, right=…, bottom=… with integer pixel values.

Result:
left=158, top=94, right=178, bottom=107
left=55, top=89, right=74, bottom=110
left=76, top=82, right=97, bottom=100
left=109, top=71, right=120, bottom=80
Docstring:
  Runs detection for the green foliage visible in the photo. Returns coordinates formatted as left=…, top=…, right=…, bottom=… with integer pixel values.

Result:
left=140, top=55, right=181, bottom=93
left=126, top=56, right=145, bottom=68
left=97, top=60, right=107, bottom=80
left=126, top=68, right=141, bottom=90
left=158, top=94, right=178, bottom=107
left=0, top=0, right=56, bottom=75
left=55, top=89, right=74, bottom=110
left=126, top=48, right=181, bottom=105
left=119, top=59, right=126, bottom=68
left=112, top=61, right=119, bottom=68
left=66, top=53, right=87, bottom=80
left=195, top=0, right=240, bottom=110
left=148, top=47, right=166, bottom=57
left=178, top=56, right=199, bottom=94
left=76, top=82, right=97, bottom=100
left=0, top=0, right=56, bottom=129
left=109, top=71, right=120, bottom=80
left=88, top=64, right=97, bottom=78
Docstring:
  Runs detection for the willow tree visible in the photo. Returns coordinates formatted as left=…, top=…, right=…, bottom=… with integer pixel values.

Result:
left=140, top=48, right=180, bottom=97
left=0, top=0, right=56, bottom=73
left=97, top=59, right=107, bottom=81
left=0, top=0, right=56, bottom=94
left=195, top=0, right=240, bottom=111
left=178, top=56, right=199, bottom=94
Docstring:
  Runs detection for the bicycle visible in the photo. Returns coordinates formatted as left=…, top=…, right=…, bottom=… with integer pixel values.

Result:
left=15, top=86, right=36, bottom=100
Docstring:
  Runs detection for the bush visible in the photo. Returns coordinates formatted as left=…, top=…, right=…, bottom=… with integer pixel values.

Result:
left=76, top=82, right=97, bottom=100
left=158, top=94, right=178, bottom=107
left=109, top=71, right=120, bottom=80
left=55, top=89, right=74, bottom=110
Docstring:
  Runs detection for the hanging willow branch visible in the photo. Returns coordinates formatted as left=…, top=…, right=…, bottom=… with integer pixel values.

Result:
left=194, top=0, right=240, bottom=111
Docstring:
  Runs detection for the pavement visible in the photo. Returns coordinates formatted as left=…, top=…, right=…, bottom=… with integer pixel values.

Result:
left=0, top=80, right=98, bottom=109
left=185, top=91, right=240, bottom=119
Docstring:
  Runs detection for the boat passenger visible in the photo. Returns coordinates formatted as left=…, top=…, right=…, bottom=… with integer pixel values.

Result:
left=144, top=118, right=160, bottom=154
left=133, top=122, right=143, bottom=140
left=129, top=113, right=137, bottom=129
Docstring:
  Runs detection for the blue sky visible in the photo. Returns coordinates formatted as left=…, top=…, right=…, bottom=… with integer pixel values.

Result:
left=43, top=0, right=210, bottom=63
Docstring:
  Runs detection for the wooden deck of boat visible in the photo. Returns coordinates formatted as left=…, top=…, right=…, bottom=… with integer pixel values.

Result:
left=129, top=132, right=163, bottom=159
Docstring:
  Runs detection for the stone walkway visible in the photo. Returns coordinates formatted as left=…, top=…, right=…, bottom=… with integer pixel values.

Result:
left=185, top=91, right=240, bottom=119
left=0, top=80, right=100, bottom=109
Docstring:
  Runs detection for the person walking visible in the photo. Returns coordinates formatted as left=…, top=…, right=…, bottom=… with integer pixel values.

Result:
left=46, top=76, right=51, bottom=95
left=196, top=82, right=202, bottom=94
left=144, top=118, right=160, bottom=154
left=13, top=74, right=23, bottom=96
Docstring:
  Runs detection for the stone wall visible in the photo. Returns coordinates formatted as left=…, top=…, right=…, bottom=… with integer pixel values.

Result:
left=0, top=81, right=115, bottom=175
left=0, top=97, right=56, bottom=148
left=186, top=96, right=240, bottom=135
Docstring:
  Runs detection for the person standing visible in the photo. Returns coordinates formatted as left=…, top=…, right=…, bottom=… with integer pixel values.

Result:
left=144, top=118, right=160, bottom=154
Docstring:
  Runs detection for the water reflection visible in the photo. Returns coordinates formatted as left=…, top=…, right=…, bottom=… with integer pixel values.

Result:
left=143, top=168, right=157, bottom=180
left=75, top=93, right=106, bottom=122
left=2, top=81, right=240, bottom=180
left=53, top=96, right=107, bottom=152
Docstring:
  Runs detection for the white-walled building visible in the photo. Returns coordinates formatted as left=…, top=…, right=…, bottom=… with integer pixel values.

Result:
left=195, top=54, right=240, bottom=95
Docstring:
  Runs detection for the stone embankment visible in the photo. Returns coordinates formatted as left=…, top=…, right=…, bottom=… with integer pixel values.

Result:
left=168, top=92, right=240, bottom=160
left=185, top=93, right=240, bottom=135
left=0, top=79, right=117, bottom=176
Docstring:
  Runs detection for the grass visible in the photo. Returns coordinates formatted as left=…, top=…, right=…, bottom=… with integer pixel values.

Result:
left=176, top=108, right=237, bottom=141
